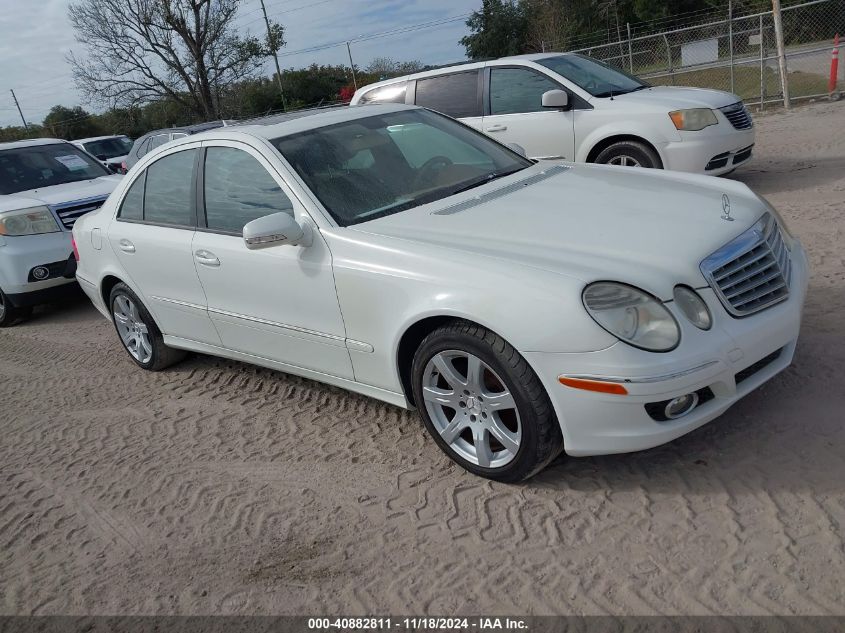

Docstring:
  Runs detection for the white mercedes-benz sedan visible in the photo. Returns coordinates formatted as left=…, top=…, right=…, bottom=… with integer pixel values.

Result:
left=73, top=104, right=807, bottom=482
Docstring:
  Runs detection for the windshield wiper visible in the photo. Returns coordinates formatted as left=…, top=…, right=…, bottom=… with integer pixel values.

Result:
left=447, top=166, right=527, bottom=197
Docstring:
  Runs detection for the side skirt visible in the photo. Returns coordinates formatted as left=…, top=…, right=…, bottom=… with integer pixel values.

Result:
left=162, top=335, right=411, bottom=410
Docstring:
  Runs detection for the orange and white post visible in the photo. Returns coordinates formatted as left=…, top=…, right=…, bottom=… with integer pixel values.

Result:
left=830, top=33, right=840, bottom=99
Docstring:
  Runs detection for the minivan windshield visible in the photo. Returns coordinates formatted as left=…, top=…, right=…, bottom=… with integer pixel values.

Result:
left=537, top=54, right=649, bottom=98
left=82, top=136, right=133, bottom=160
left=0, top=143, right=110, bottom=195
left=273, top=109, right=532, bottom=226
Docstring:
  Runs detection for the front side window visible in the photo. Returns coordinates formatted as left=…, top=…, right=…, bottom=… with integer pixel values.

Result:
left=359, top=83, right=407, bottom=105
left=143, top=149, right=196, bottom=226
left=203, top=147, right=294, bottom=234
left=0, top=143, right=110, bottom=195
left=537, top=54, right=648, bottom=98
left=490, top=67, right=561, bottom=115
left=148, top=134, right=170, bottom=152
left=273, top=109, right=530, bottom=227
left=415, top=71, right=481, bottom=119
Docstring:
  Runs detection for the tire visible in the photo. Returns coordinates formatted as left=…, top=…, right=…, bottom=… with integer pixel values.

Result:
left=594, top=140, right=662, bottom=169
left=0, top=288, right=31, bottom=328
left=109, top=282, right=186, bottom=371
left=411, top=320, right=563, bottom=482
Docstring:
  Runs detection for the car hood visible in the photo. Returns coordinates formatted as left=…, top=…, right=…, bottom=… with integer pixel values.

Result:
left=351, top=163, right=766, bottom=299
left=608, top=85, right=741, bottom=109
left=0, top=175, right=122, bottom=213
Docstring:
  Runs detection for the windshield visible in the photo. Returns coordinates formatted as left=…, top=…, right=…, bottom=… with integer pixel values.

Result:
left=273, top=109, right=531, bottom=226
left=537, top=54, right=648, bottom=98
left=0, top=143, right=110, bottom=195
left=82, top=137, right=133, bottom=160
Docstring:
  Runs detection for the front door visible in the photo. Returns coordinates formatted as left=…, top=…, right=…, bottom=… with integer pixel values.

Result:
left=482, top=66, right=576, bottom=160
left=107, top=146, right=220, bottom=344
left=191, top=141, right=354, bottom=379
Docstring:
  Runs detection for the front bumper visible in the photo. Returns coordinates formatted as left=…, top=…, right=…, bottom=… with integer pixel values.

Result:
left=0, top=232, right=77, bottom=301
left=526, top=242, right=808, bottom=457
left=663, top=125, right=755, bottom=175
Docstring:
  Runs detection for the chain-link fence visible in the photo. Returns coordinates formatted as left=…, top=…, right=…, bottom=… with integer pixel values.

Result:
left=548, top=0, right=845, bottom=110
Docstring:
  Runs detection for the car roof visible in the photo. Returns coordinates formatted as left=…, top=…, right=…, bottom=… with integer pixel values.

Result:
left=73, top=135, right=129, bottom=143
left=0, top=137, right=72, bottom=150
left=192, top=103, right=413, bottom=142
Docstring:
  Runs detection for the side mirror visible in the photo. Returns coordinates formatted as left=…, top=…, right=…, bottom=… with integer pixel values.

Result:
left=506, top=143, right=527, bottom=157
left=542, top=89, right=570, bottom=110
left=243, top=212, right=312, bottom=249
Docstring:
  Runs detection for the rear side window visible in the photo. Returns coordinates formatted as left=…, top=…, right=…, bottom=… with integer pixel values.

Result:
left=490, top=67, right=560, bottom=115
left=118, top=172, right=145, bottom=221
left=359, top=83, right=407, bottom=104
left=143, top=149, right=196, bottom=226
left=415, top=71, right=480, bottom=118
left=135, top=137, right=151, bottom=158
left=203, top=147, right=294, bottom=234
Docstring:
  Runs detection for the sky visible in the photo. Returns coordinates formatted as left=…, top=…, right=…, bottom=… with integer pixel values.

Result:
left=0, top=0, right=479, bottom=128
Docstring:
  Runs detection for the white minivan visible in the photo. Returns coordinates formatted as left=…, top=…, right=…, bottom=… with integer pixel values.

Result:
left=351, top=53, right=755, bottom=175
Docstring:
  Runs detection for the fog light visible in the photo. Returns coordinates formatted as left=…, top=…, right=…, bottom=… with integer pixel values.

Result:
left=32, top=266, right=50, bottom=280
left=664, top=393, right=699, bottom=419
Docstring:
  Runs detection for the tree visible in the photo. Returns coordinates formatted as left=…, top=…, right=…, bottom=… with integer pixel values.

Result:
left=67, top=0, right=283, bottom=120
left=460, top=0, right=529, bottom=59
left=365, top=57, right=425, bottom=78
left=43, top=105, right=103, bottom=140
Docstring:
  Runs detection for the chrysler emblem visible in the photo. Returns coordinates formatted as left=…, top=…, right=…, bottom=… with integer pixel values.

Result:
left=721, top=194, right=734, bottom=221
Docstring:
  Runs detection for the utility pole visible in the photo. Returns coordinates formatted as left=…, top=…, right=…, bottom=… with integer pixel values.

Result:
left=10, top=89, right=28, bottom=129
left=346, top=41, right=358, bottom=90
left=259, top=0, right=287, bottom=111
left=771, top=0, right=791, bottom=110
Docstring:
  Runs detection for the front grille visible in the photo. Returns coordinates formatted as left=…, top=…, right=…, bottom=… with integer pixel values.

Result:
left=720, top=102, right=753, bottom=130
left=735, top=348, right=783, bottom=385
left=50, top=196, right=108, bottom=230
left=706, top=152, right=730, bottom=171
left=700, top=213, right=791, bottom=317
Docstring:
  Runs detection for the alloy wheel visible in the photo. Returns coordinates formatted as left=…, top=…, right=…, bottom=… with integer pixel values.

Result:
left=113, top=294, right=153, bottom=364
left=422, top=350, right=522, bottom=468
left=608, top=155, right=642, bottom=167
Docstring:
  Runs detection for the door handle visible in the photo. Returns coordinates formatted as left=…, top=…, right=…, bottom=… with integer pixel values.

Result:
left=118, top=239, right=135, bottom=253
left=194, top=249, right=220, bottom=267
left=486, top=125, right=508, bottom=133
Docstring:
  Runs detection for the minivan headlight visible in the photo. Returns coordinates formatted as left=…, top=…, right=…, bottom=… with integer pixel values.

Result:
left=0, top=206, right=60, bottom=236
left=669, top=108, right=718, bottom=131
left=583, top=282, right=680, bottom=352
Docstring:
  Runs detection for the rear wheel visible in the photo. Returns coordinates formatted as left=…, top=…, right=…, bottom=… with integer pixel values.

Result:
left=109, top=282, right=186, bottom=370
left=594, top=140, right=662, bottom=169
left=411, top=321, right=563, bottom=482
left=0, top=288, right=31, bottom=328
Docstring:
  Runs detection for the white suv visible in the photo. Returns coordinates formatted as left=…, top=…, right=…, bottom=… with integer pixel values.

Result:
left=0, top=138, right=121, bottom=326
left=351, top=53, right=755, bottom=175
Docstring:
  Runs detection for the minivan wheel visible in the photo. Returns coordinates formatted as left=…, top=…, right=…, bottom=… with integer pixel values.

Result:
left=0, top=288, right=30, bottom=328
left=411, top=321, right=563, bottom=482
left=595, top=141, right=662, bottom=169
left=109, top=282, right=186, bottom=370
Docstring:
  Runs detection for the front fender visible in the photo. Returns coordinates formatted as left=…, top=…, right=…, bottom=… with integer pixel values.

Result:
left=575, top=116, right=680, bottom=164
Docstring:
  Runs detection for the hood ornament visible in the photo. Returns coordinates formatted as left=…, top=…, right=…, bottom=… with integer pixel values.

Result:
left=721, top=194, right=734, bottom=221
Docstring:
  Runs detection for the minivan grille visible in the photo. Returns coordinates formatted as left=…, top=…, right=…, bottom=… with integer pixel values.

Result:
left=720, top=102, right=753, bottom=130
left=700, top=213, right=791, bottom=317
left=50, top=196, right=108, bottom=230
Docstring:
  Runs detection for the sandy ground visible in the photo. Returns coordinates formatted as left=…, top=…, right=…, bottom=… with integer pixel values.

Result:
left=1, top=101, right=844, bottom=617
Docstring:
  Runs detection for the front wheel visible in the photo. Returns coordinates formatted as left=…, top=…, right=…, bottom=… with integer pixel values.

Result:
left=411, top=321, right=563, bottom=482
left=109, top=282, right=186, bottom=370
left=0, top=288, right=31, bottom=328
left=594, top=141, right=662, bottom=169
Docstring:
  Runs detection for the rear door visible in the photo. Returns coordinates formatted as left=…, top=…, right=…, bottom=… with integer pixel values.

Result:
left=107, top=144, right=220, bottom=344
left=482, top=65, right=576, bottom=160
left=413, top=70, right=483, bottom=132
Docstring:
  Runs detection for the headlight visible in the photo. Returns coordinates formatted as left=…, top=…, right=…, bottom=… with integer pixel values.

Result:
left=0, top=206, right=60, bottom=236
left=669, top=108, right=718, bottom=131
left=583, top=282, right=680, bottom=352
left=673, top=286, right=712, bottom=330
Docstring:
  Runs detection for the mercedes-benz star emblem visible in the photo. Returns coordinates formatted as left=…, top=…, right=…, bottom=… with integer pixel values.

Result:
left=721, top=193, right=734, bottom=221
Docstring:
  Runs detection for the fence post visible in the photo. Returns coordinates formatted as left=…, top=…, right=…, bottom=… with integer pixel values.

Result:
left=728, top=0, right=735, bottom=94
left=760, top=13, right=766, bottom=110
left=771, top=0, right=791, bottom=110
left=627, top=22, right=634, bottom=72
left=663, top=33, right=674, bottom=85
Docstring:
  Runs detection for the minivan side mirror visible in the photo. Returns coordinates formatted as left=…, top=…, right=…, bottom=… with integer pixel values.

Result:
left=243, top=212, right=312, bottom=249
left=542, top=89, right=570, bottom=110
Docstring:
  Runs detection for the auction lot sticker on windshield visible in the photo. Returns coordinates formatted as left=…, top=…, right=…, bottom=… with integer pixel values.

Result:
left=55, top=154, right=90, bottom=171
